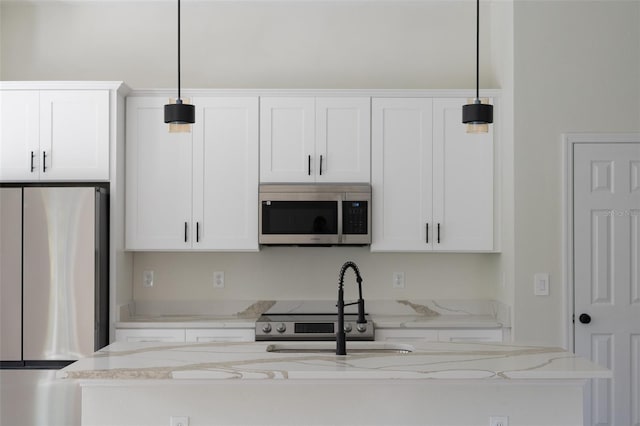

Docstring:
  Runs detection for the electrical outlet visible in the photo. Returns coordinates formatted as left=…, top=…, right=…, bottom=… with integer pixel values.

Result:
left=489, top=416, right=508, bottom=426
left=392, top=272, right=405, bottom=288
left=143, top=270, right=154, bottom=288
left=213, top=271, right=225, bottom=288
left=169, top=416, right=189, bottom=426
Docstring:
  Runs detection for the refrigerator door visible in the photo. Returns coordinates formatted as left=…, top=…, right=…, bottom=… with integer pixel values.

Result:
left=22, top=187, right=96, bottom=361
left=0, top=188, right=23, bottom=361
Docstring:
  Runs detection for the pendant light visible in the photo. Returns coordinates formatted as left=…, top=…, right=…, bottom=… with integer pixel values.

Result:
left=164, top=0, right=195, bottom=125
left=462, top=0, right=493, bottom=134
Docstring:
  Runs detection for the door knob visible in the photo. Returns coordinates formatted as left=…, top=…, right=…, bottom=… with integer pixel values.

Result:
left=579, top=313, right=591, bottom=324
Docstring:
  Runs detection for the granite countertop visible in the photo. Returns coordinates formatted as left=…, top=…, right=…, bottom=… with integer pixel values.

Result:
left=58, top=340, right=610, bottom=381
left=116, top=299, right=508, bottom=330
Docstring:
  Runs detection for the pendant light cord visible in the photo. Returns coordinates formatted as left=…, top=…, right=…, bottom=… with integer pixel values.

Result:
left=177, top=0, right=182, bottom=101
left=476, top=0, right=480, bottom=100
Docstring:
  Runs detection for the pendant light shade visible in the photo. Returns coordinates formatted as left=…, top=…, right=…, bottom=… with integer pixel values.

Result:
left=462, top=0, right=493, bottom=133
left=164, top=101, right=195, bottom=124
left=164, top=0, right=195, bottom=125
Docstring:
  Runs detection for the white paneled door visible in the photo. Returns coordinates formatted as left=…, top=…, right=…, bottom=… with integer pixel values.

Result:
left=574, top=142, right=640, bottom=426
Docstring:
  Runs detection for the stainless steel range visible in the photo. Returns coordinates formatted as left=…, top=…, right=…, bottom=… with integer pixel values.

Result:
left=255, top=313, right=374, bottom=341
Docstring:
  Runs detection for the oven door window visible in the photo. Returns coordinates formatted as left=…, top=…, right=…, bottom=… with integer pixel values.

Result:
left=262, top=201, right=338, bottom=234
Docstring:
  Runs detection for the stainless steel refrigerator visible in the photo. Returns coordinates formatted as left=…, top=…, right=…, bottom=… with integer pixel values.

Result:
left=0, top=186, right=108, bottom=368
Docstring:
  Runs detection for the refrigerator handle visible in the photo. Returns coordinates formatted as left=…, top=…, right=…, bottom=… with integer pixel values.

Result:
left=184, top=222, right=188, bottom=243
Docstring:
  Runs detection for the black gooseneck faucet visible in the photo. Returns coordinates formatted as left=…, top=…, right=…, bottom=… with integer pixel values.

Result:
left=336, top=261, right=367, bottom=355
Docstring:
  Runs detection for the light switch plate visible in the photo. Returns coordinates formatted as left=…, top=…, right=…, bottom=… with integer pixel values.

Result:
left=534, top=272, right=549, bottom=296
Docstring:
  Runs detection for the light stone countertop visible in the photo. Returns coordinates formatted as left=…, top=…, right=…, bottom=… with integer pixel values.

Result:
left=58, top=340, right=610, bottom=381
left=116, top=299, right=507, bottom=330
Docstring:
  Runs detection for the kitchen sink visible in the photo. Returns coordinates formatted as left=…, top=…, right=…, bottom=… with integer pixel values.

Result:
left=265, top=342, right=414, bottom=354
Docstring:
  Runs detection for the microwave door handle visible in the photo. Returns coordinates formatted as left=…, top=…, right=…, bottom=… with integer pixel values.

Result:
left=337, top=197, right=343, bottom=244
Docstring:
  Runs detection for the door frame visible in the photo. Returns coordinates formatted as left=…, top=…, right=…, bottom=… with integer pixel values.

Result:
left=562, top=133, right=640, bottom=352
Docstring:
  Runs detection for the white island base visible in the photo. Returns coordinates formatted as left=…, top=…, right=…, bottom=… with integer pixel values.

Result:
left=82, top=379, right=586, bottom=426
left=60, top=341, right=610, bottom=426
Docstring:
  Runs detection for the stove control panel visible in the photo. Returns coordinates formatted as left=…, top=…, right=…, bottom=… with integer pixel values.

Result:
left=255, top=314, right=374, bottom=341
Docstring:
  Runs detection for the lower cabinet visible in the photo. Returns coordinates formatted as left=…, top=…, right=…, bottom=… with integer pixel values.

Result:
left=375, top=328, right=503, bottom=343
left=114, top=328, right=255, bottom=343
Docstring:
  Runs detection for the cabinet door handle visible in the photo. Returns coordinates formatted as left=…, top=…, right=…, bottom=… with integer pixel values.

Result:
left=196, top=222, right=200, bottom=243
left=319, top=155, right=323, bottom=175
left=42, top=151, right=47, bottom=173
left=308, top=155, right=311, bottom=176
left=426, top=223, right=429, bottom=244
left=184, top=222, right=188, bottom=243
left=437, top=223, right=441, bottom=244
left=30, top=151, right=35, bottom=172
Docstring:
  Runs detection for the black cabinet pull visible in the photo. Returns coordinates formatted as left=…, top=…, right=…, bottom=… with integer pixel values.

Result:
left=30, top=151, right=35, bottom=172
left=184, top=222, right=188, bottom=243
left=196, top=222, right=200, bottom=243
left=308, top=155, right=311, bottom=176
left=437, top=223, right=440, bottom=244
left=426, top=223, right=429, bottom=244
left=319, top=155, right=323, bottom=175
left=42, top=151, right=47, bottom=172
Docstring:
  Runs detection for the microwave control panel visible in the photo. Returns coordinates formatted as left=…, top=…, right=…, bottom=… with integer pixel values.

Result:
left=342, top=201, right=368, bottom=234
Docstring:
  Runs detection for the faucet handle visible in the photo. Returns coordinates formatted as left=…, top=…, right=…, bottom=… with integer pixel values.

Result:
left=356, top=323, right=367, bottom=333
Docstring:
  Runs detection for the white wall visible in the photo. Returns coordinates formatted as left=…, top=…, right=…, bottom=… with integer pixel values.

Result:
left=132, top=249, right=499, bottom=301
left=512, top=0, right=640, bottom=346
left=0, top=1, right=494, bottom=89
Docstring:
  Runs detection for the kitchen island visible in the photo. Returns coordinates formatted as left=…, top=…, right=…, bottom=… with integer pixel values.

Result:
left=59, top=340, right=609, bottom=426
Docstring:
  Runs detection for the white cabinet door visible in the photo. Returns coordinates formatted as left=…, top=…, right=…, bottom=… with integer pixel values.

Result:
left=192, top=97, right=259, bottom=251
left=126, top=96, right=259, bottom=251
left=39, top=91, right=110, bottom=181
left=371, top=98, right=434, bottom=251
left=115, top=329, right=186, bottom=343
left=0, top=91, right=40, bottom=181
left=185, top=329, right=255, bottom=343
left=371, top=97, right=494, bottom=252
left=315, top=97, right=370, bottom=183
left=260, top=97, right=315, bottom=183
left=260, top=97, right=371, bottom=183
left=126, top=97, right=193, bottom=250
left=433, top=98, right=494, bottom=251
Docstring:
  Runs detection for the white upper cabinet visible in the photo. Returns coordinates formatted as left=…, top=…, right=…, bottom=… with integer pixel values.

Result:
left=125, top=97, right=193, bottom=250
left=192, top=97, right=259, bottom=251
left=432, top=98, right=493, bottom=251
left=371, top=98, right=434, bottom=251
left=126, top=96, right=259, bottom=251
left=260, top=97, right=370, bottom=183
left=371, top=97, right=494, bottom=252
left=0, top=89, right=109, bottom=181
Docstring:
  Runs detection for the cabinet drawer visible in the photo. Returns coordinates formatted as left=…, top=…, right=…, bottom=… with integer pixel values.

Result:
left=375, top=328, right=503, bottom=343
left=438, top=329, right=503, bottom=343
left=375, top=329, right=439, bottom=342
left=115, top=329, right=186, bottom=343
left=185, top=329, right=255, bottom=343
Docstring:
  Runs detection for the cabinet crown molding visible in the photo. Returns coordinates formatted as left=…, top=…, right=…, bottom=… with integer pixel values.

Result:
left=126, top=88, right=501, bottom=99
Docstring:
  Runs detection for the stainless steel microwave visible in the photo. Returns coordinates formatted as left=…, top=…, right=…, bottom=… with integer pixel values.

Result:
left=259, top=184, right=371, bottom=245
